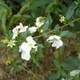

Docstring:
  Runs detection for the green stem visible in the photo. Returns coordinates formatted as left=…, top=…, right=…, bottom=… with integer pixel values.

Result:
left=34, top=18, right=80, bottom=39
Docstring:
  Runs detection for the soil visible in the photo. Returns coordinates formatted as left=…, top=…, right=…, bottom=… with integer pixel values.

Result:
left=0, top=47, right=54, bottom=80
left=0, top=39, right=78, bottom=80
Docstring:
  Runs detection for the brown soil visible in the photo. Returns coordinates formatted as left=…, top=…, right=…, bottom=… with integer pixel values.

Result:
left=0, top=39, right=78, bottom=80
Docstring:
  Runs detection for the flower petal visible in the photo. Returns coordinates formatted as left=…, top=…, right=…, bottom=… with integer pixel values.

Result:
left=19, top=42, right=31, bottom=61
left=26, top=36, right=36, bottom=45
left=19, top=26, right=28, bottom=33
left=21, top=51, right=30, bottom=61
left=12, top=27, right=18, bottom=39
left=35, top=16, right=45, bottom=28
left=28, top=26, right=37, bottom=33
left=47, top=35, right=61, bottom=43
left=52, top=40, right=63, bottom=49
left=19, top=42, right=31, bottom=52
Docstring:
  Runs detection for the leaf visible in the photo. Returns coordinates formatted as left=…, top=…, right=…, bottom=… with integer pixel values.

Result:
left=42, top=20, right=49, bottom=31
left=66, top=2, right=77, bottom=19
left=28, top=0, right=53, bottom=10
left=46, top=2, right=54, bottom=13
left=31, top=52, right=43, bottom=67
left=18, top=0, right=32, bottom=14
left=1, top=13, right=7, bottom=32
left=68, top=21, right=74, bottom=27
left=37, top=44, right=44, bottom=48
left=0, top=2, right=12, bottom=32
left=0, top=2, right=12, bottom=18
left=76, top=8, right=80, bottom=17
left=42, top=14, right=52, bottom=31
left=54, top=24, right=61, bottom=35
left=42, top=32, right=48, bottom=37
left=46, top=72, right=58, bottom=80
left=54, top=24, right=60, bottom=31
left=60, top=31, right=75, bottom=38
left=54, top=59, right=61, bottom=69
left=9, top=14, right=30, bottom=27
left=61, top=57, right=80, bottom=71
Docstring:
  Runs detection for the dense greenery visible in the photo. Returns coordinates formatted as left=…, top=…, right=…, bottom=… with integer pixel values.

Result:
left=0, top=0, right=80, bottom=80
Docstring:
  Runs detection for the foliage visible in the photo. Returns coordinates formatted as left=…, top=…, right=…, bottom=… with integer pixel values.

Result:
left=0, top=0, right=80, bottom=80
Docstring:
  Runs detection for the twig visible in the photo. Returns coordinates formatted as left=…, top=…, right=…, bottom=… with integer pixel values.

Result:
left=34, top=18, right=80, bottom=39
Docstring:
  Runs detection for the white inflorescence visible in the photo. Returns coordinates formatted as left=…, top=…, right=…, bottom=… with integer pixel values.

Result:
left=19, top=36, right=38, bottom=61
left=47, top=35, right=63, bottom=49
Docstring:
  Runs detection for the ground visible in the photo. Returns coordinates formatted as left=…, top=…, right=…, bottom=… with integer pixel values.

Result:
left=0, top=39, right=77, bottom=80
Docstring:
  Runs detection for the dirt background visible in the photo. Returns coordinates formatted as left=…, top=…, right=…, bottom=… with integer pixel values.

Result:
left=0, top=39, right=78, bottom=80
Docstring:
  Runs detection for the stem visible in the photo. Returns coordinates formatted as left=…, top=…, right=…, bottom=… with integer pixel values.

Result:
left=20, top=65, right=37, bottom=79
left=60, top=18, right=80, bottom=29
left=34, top=18, right=80, bottom=39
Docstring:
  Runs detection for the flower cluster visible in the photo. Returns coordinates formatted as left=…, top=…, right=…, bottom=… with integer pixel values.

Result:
left=11, top=16, right=45, bottom=61
left=2, top=16, right=63, bottom=61
left=12, top=16, right=45, bottom=40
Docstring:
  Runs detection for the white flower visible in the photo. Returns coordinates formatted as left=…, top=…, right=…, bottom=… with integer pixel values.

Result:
left=35, top=16, right=45, bottom=28
left=47, top=35, right=61, bottom=43
left=26, top=36, right=37, bottom=51
left=70, top=70, right=80, bottom=77
left=19, top=23, right=28, bottom=33
left=19, top=42, right=31, bottom=61
left=47, top=35, right=63, bottom=49
left=28, top=26, right=37, bottom=33
left=12, top=26, right=20, bottom=39
left=12, top=23, right=28, bottom=39
left=19, top=36, right=38, bottom=61
left=7, top=40, right=16, bottom=48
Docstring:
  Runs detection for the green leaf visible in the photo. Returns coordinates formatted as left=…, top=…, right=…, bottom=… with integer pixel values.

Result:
left=54, top=60, right=61, bottom=69
left=42, top=32, right=48, bottom=37
left=60, top=31, right=75, bottom=38
left=68, top=21, right=74, bottom=27
left=0, top=2, right=12, bottom=18
left=42, top=14, right=52, bottom=31
left=9, top=14, right=30, bottom=27
left=28, top=0, right=52, bottom=10
left=66, top=2, right=77, bottom=19
left=31, top=52, right=43, bottom=67
left=76, top=8, right=80, bottom=17
left=46, top=2, right=54, bottom=13
left=61, top=57, right=80, bottom=71
left=54, top=24, right=60, bottom=31
left=37, top=44, right=44, bottom=48
left=46, top=72, right=57, bottom=80
left=18, top=0, right=32, bottom=14
left=0, top=2, right=12, bottom=32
